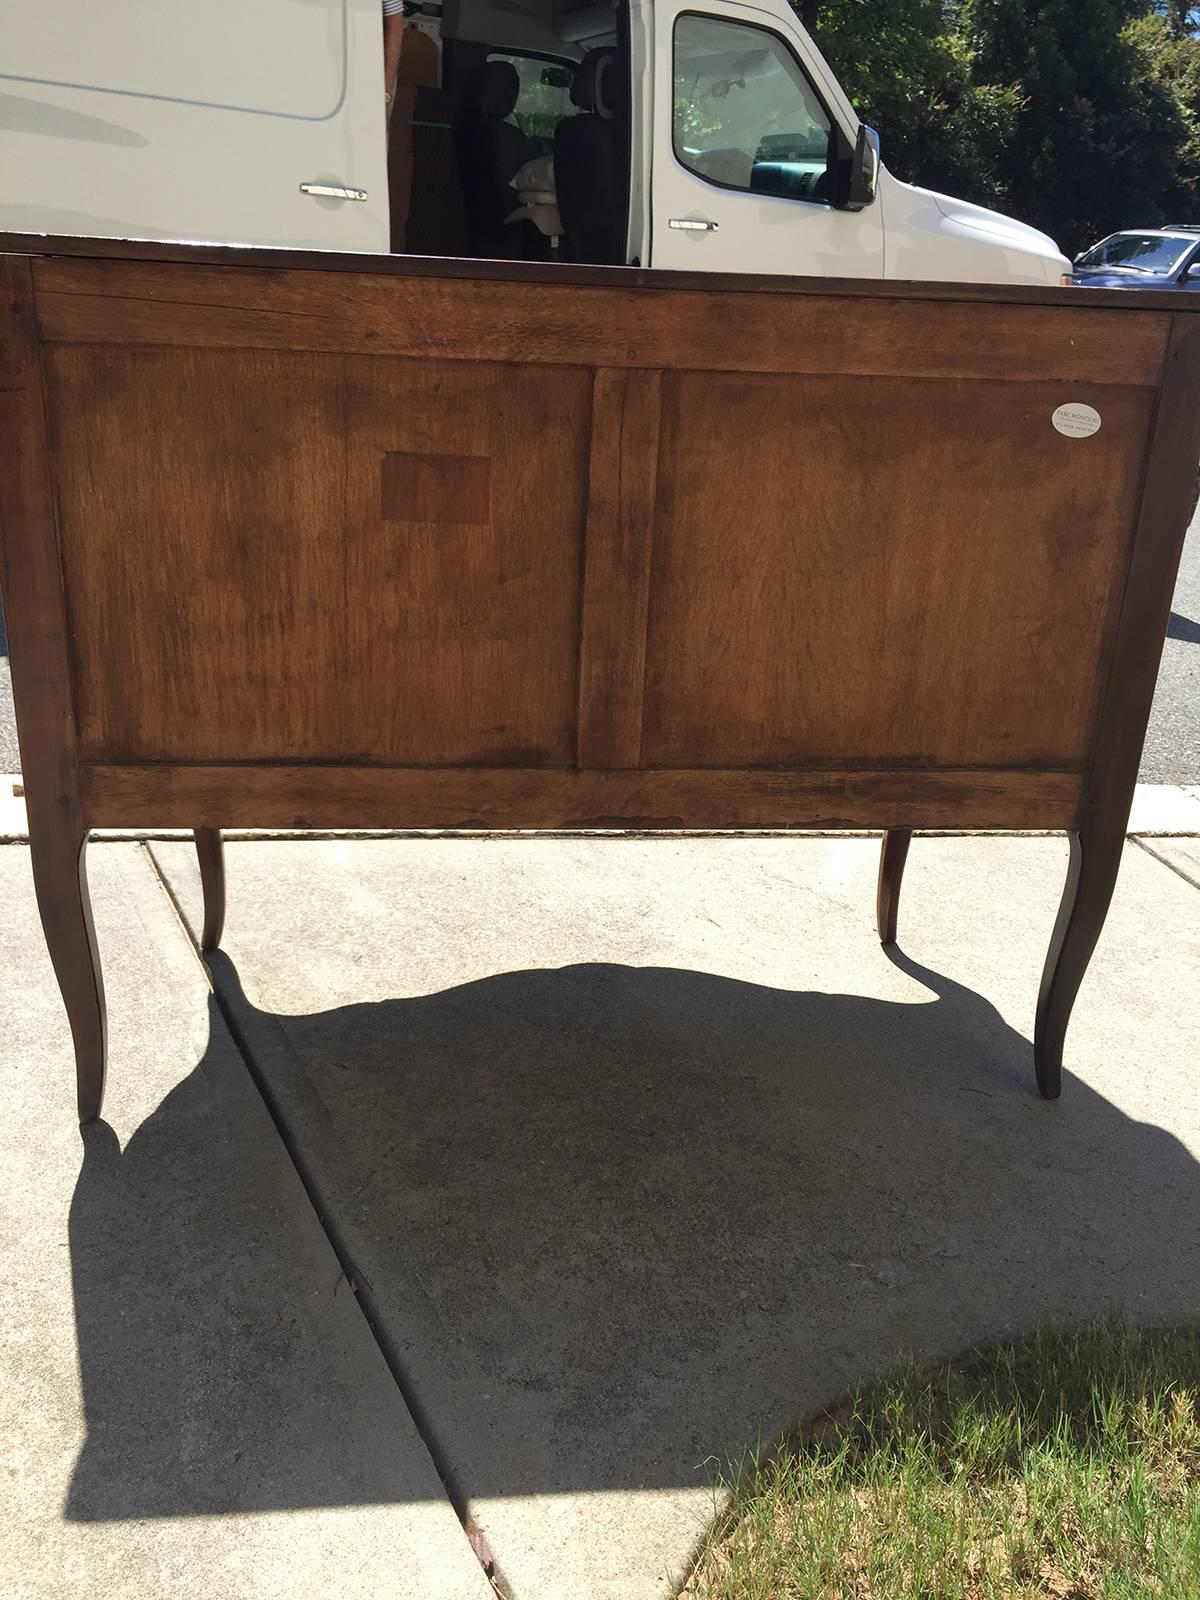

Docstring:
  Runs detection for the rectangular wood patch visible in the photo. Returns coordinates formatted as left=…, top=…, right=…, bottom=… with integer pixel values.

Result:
left=382, top=451, right=491, bottom=524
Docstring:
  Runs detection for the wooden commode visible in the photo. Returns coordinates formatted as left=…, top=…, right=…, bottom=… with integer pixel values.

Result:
left=1, top=234, right=1197, bottom=1118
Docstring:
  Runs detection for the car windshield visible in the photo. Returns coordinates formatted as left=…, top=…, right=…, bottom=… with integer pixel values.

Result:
left=1077, top=233, right=1193, bottom=274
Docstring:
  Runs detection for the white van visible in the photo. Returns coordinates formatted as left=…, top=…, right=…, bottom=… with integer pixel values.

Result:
left=0, top=0, right=1069, bottom=284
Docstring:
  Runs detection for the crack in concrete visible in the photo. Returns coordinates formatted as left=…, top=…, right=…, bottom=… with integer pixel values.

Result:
left=138, top=840, right=214, bottom=987
left=1132, top=835, right=1200, bottom=891
left=139, top=838, right=511, bottom=1597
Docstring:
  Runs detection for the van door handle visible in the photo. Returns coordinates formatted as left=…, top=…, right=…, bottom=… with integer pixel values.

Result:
left=300, top=182, right=368, bottom=201
left=669, top=217, right=718, bottom=231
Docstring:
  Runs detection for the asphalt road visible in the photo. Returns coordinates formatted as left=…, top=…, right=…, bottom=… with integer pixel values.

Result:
left=1, top=519, right=1197, bottom=785
left=1141, top=509, right=1200, bottom=783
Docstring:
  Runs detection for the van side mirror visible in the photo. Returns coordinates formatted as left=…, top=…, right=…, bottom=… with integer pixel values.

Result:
left=830, top=124, right=880, bottom=211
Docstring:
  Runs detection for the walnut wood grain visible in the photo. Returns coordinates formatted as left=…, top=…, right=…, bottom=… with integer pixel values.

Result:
left=876, top=829, right=912, bottom=945
left=194, top=828, right=226, bottom=952
left=1034, top=314, right=1200, bottom=1098
left=0, top=257, right=107, bottom=1121
left=5, top=227, right=1194, bottom=313
left=3, top=239, right=1197, bottom=1115
left=44, top=345, right=591, bottom=766
left=33, top=258, right=1167, bottom=386
left=78, top=765, right=1081, bottom=831
left=381, top=452, right=492, bottom=525
left=577, top=368, right=662, bottom=768
left=643, top=371, right=1150, bottom=771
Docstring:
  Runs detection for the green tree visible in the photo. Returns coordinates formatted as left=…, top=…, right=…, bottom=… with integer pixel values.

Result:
left=967, top=0, right=1197, bottom=248
left=800, top=0, right=1020, bottom=208
left=799, top=0, right=1200, bottom=253
left=1154, top=0, right=1200, bottom=40
left=1128, top=10, right=1200, bottom=187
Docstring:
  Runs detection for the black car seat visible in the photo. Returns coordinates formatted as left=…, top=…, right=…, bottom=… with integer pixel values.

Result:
left=553, top=47, right=624, bottom=264
left=455, top=60, right=538, bottom=259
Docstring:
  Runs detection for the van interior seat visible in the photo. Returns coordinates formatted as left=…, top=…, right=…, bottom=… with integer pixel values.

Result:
left=553, top=46, right=624, bottom=264
left=455, top=59, right=541, bottom=258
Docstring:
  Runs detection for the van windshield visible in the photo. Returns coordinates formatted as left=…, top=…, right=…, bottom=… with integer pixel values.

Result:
left=1076, top=233, right=1193, bottom=274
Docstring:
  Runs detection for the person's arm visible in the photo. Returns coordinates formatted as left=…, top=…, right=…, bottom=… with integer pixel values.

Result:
left=383, top=2, right=406, bottom=127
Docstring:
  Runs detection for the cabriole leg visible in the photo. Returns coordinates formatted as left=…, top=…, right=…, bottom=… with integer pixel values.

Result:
left=29, top=817, right=107, bottom=1122
left=1034, top=825, right=1125, bottom=1100
left=194, top=828, right=226, bottom=952
left=876, top=828, right=912, bottom=945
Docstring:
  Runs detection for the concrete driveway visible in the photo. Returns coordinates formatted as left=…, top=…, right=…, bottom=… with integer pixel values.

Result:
left=3, top=831, right=1199, bottom=1598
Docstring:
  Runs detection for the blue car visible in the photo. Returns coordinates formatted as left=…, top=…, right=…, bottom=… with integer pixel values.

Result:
left=1071, top=227, right=1200, bottom=288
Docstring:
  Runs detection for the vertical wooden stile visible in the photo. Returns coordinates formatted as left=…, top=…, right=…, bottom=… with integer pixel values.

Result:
left=576, top=367, right=662, bottom=770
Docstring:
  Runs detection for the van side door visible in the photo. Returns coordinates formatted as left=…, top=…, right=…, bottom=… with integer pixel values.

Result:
left=0, top=0, right=388, bottom=252
left=650, top=3, right=883, bottom=277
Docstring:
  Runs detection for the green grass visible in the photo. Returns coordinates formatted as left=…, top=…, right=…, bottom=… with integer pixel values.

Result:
left=681, top=1322, right=1200, bottom=1599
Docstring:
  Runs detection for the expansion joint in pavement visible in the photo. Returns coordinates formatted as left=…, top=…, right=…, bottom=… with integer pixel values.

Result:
left=139, top=841, right=215, bottom=988
left=1132, top=835, right=1200, bottom=890
left=138, top=842, right=514, bottom=1600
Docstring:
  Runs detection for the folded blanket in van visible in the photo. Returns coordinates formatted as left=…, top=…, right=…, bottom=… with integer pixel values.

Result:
left=505, top=155, right=562, bottom=238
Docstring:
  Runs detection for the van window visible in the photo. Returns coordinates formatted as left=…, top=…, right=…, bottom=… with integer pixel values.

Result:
left=672, top=13, right=833, bottom=203
left=486, top=52, right=574, bottom=152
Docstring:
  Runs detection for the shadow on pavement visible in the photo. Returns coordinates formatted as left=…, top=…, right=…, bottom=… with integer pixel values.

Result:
left=1166, top=608, right=1200, bottom=644
left=67, top=949, right=1200, bottom=1519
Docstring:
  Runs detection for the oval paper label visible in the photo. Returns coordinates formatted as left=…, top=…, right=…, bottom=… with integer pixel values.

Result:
left=1052, top=403, right=1102, bottom=438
